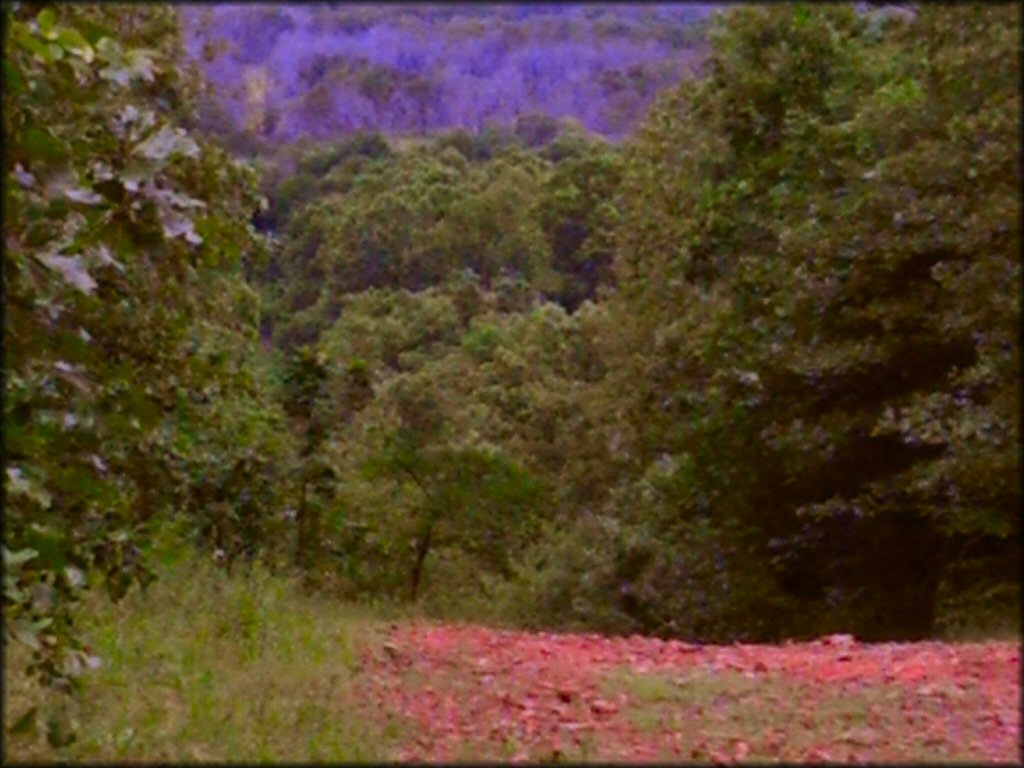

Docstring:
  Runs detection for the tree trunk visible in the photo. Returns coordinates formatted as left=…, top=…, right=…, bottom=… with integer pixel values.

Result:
left=409, top=517, right=435, bottom=601
left=851, top=511, right=944, bottom=641
left=296, top=480, right=308, bottom=567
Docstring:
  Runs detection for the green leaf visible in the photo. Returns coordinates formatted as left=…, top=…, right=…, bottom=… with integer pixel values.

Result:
left=134, top=125, right=200, bottom=163
left=64, top=566, right=86, bottom=589
left=17, top=33, right=55, bottom=63
left=76, top=18, right=114, bottom=46
left=45, top=709, right=76, bottom=749
left=11, top=622, right=42, bottom=651
left=25, top=525, right=70, bottom=572
left=150, top=188, right=207, bottom=210
left=4, top=60, right=24, bottom=95
left=5, top=467, right=52, bottom=509
left=38, top=253, right=97, bottom=294
left=62, top=184, right=104, bottom=206
left=159, top=209, right=203, bottom=245
left=5, top=576, right=26, bottom=603
left=8, top=706, right=39, bottom=737
left=37, top=8, right=56, bottom=37
left=95, top=36, right=122, bottom=63
left=56, top=28, right=93, bottom=63
left=87, top=244, right=125, bottom=273
left=124, top=49, right=156, bottom=81
left=98, top=65, right=131, bottom=88
left=3, top=546, right=40, bottom=568
left=22, top=126, right=66, bottom=164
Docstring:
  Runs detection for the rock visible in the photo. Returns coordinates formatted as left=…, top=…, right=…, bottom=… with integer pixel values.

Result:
left=590, top=698, right=618, bottom=716
left=822, top=633, right=856, bottom=648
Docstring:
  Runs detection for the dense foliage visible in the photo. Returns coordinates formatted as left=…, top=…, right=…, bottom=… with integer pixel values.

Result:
left=180, top=4, right=712, bottom=143
left=601, top=4, right=1020, bottom=640
left=249, top=3, right=1019, bottom=642
left=3, top=4, right=292, bottom=737
left=4, top=4, right=1019, bottom=743
left=260, top=125, right=618, bottom=347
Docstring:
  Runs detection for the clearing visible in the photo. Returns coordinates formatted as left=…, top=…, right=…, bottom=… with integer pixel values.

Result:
left=358, top=621, right=1020, bottom=763
left=4, top=560, right=1019, bottom=763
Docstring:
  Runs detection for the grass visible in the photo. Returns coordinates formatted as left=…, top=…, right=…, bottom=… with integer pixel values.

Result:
left=602, top=665, right=999, bottom=762
left=934, top=579, right=1021, bottom=642
left=938, top=620, right=1021, bottom=643
left=3, top=552, right=398, bottom=763
left=6, top=539, right=1014, bottom=763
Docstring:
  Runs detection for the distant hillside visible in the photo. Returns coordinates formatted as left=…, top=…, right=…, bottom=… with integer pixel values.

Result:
left=180, top=4, right=715, bottom=142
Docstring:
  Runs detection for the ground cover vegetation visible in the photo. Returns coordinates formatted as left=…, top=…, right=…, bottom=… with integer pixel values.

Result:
left=4, top=2, right=1020, bottom=760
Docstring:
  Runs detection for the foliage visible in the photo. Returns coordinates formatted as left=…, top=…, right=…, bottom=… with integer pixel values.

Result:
left=314, top=285, right=570, bottom=601
left=264, top=142, right=583, bottom=348
left=3, top=3, right=270, bottom=705
left=279, top=346, right=335, bottom=570
left=537, top=141, right=624, bottom=309
left=6, top=10, right=1018, bottom=748
left=181, top=4, right=711, bottom=142
left=3, top=552, right=390, bottom=761
left=505, top=513, right=796, bottom=642
left=604, top=3, right=1020, bottom=640
left=260, top=0, right=1020, bottom=638
left=174, top=319, right=296, bottom=569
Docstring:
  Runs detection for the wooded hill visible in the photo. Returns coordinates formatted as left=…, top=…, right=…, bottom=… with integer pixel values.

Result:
left=4, top=4, right=1019, bottom=719
left=180, top=4, right=713, bottom=142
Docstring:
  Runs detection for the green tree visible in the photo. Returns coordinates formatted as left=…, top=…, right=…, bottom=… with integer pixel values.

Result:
left=3, top=4, right=269, bottom=708
left=606, top=4, right=1020, bottom=639
left=538, top=141, right=623, bottom=309
left=362, top=374, right=544, bottom=601
left=266, top=146, right=562, bottom=348
left=280, top=347, right=334, bottom=570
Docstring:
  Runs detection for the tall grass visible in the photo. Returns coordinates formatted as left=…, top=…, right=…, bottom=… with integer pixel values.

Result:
left=4, top=549, right=395, bottom=762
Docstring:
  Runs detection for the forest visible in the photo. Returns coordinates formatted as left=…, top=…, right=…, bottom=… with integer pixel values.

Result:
left=3, top=2, right=1020, bottom=761
left=180, top=3, right=713, bottom=141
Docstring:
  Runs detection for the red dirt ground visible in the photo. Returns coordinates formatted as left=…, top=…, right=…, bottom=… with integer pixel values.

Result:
left=358, top=621, right=1021, bottom=763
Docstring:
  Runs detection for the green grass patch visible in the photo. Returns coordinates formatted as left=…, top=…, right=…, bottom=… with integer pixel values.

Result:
left=603, top=665, right=994, bottom=762
left=4, top=554, right=398, bottom=762
left=936, top=582, right=1021, bottom=642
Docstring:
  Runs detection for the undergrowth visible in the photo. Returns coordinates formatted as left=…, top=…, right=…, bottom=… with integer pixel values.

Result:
left=3, top=548, right=395, bottom=763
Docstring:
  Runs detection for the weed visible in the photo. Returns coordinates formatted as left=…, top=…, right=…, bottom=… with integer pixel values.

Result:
left=603, top=666, right=997, bottom=762
left=3, top=555, right=396, bottom=762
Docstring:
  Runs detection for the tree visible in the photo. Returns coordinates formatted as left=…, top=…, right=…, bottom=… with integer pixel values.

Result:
left=3, top=4, right=269, bottom=709
left=362, top=370, right=544, bottom=601
left=606, top=4, right=1020, bottom=639
left=537, top=141, right=623, bottom=309
left=280, top=347, right=334, bottom=570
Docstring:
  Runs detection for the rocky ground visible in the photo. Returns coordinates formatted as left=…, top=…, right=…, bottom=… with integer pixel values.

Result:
left=359, top=622, right=1021, bottom=763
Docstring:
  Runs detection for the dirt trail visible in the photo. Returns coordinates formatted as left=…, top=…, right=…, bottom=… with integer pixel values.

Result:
left=358, top=622, right=1020, bottom=762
